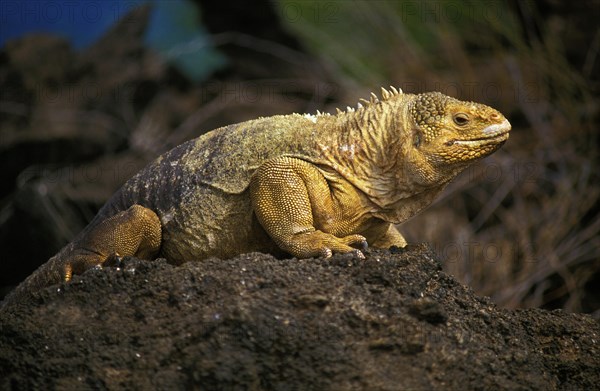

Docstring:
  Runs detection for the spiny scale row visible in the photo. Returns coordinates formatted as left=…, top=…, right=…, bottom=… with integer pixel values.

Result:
left=334, top=86, right=403, bottom=115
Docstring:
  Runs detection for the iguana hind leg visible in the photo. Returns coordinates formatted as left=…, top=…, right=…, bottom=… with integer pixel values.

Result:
left=64, top=204, right=162, bottom=280
left=2, top=205, right=161, bottom=308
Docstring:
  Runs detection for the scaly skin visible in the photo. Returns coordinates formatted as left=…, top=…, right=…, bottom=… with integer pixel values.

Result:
left=3, top=87, right=510, bottom=306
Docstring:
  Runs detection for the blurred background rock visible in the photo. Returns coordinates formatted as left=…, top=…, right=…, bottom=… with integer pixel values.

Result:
left=0, top=0, right=598, bottom=316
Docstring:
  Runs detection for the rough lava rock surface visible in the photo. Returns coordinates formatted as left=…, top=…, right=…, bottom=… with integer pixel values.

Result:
left=1, top=244, right=598, bottom=390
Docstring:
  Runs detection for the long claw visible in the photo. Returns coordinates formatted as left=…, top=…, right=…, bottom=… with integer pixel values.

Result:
left=352, top=249, right=365, bottom=260
left=64, top=264, right=73, bottom=282
left=359, top=240, right=368, bottom=252
left=104, top=252, right=123, bottom=267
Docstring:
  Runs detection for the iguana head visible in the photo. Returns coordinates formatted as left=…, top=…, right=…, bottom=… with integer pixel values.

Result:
left=409, top=92, right=510, bottom=163
left=321, top=88, right=511, bottom=214
left=405, top=92, right=510, bottom=182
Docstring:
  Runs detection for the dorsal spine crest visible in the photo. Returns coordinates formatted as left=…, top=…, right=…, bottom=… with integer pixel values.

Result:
left=332, top=86, right=404, bottom=116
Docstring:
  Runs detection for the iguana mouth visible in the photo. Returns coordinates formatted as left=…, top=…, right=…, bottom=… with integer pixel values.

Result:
left=451, top=119, right=511, bottom=146
left=453, top=131, right=510, bottom=145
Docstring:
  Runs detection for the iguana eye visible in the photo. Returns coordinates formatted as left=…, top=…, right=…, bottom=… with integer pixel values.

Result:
left=413, top=131, right=421, bottom=147
left=453, top=113, right=469, bottom=126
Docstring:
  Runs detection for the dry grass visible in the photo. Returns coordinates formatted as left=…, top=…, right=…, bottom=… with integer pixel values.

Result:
left=279, top=0, right=600, bottom=315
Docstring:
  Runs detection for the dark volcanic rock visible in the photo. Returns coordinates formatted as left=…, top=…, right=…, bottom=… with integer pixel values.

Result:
left=1, top=245, right=598, bottom=390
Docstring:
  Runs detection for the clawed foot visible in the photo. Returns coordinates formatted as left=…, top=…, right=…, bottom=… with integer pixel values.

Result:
left=63, top=252, right=123, bottom=282
left=285, top=231, right=368, bottom=260
left=320, top=240, right=368, bottom=260
left=103, top=252, right=124, bottom=268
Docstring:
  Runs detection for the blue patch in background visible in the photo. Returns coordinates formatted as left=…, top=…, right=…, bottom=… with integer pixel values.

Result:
left=0, top=0, right=226, bottom=82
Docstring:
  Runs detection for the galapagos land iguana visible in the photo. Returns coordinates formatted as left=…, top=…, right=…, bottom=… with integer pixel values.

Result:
left=3, top=87, right=511, bottom=305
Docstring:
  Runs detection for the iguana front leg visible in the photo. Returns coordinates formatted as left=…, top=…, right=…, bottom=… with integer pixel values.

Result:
left=370, top=224, right=407, bottom=249
left=250, top=156, right=367, bottom=259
